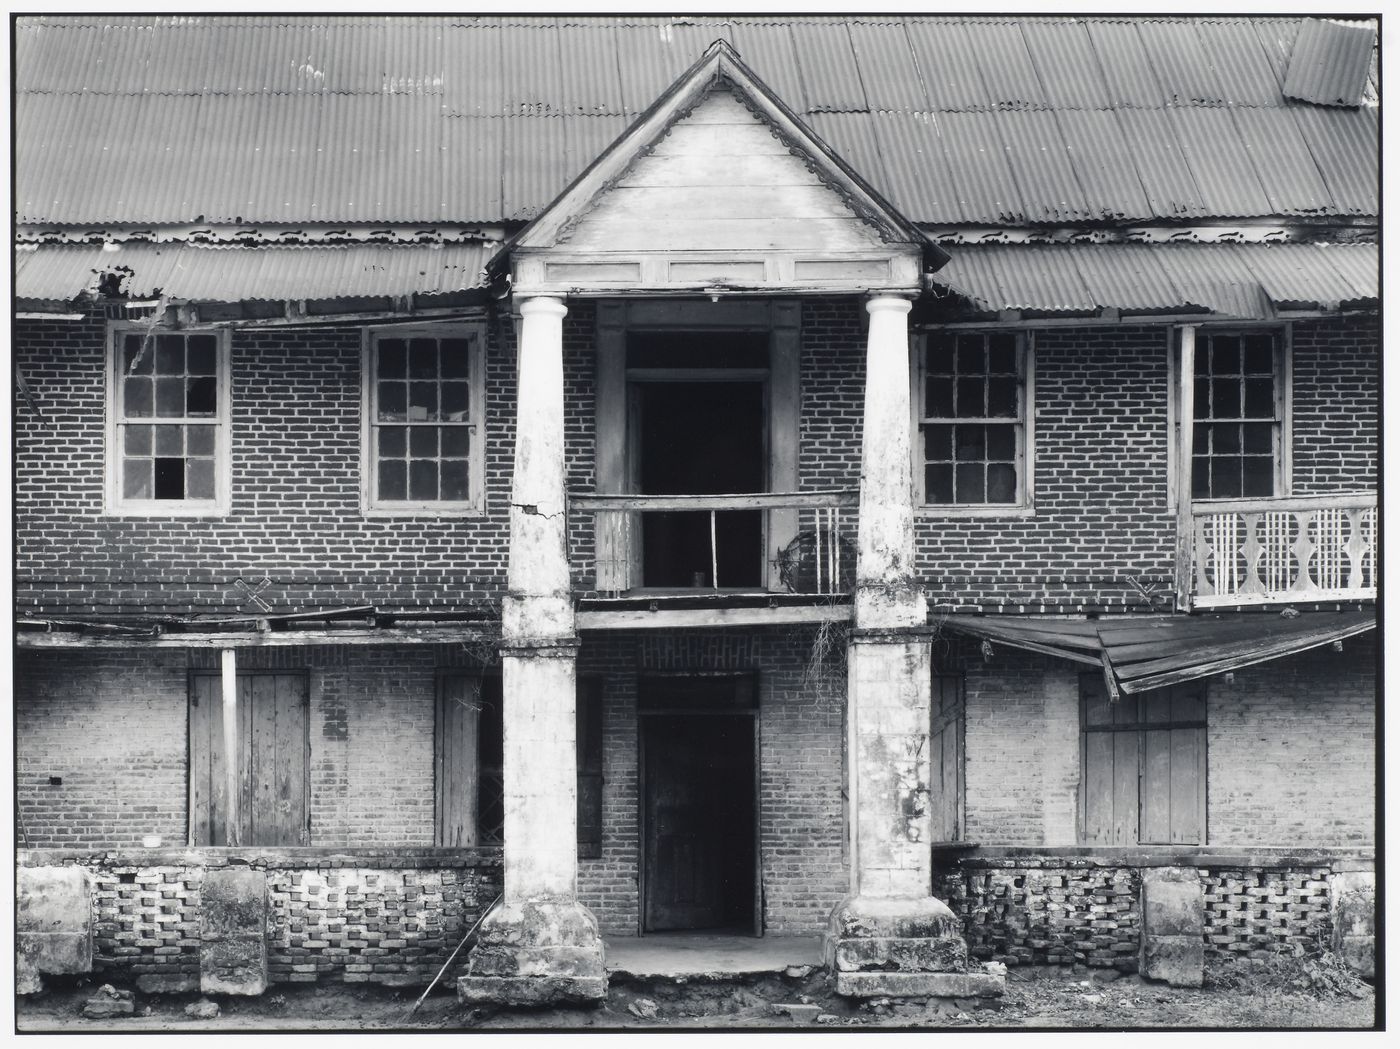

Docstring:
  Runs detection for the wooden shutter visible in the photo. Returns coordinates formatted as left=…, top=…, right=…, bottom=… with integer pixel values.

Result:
left=594, top=303, right=634, bottom=594
left=189, top=672, right=308, bottom=847
left=576, top=677, right=604, bottom=859
left=1080, top=675, right=1140, bottom=846
left=1140, top=686, right=1206, bottom=845
left=1082, top=677, right=1206, bottom=846
left=930, top=673, right=965, bottom=842
left=436, top=674, right=482, bottom=847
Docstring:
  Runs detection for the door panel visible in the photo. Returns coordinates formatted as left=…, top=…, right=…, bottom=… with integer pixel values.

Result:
left=190, top=672, right=308, bottom=846
left=642, top=712, right=755, bottom=932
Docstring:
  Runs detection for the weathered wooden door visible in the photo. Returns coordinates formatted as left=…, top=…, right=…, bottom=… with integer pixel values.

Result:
left=930, top=673, right=965, bottom=842
left=640, top=676, right=757, bottom=933
left=189, top=672, right=309, bottom=846
left=436, top=674, right=482, bottom=847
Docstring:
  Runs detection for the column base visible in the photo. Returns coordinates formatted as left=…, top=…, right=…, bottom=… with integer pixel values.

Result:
left=824, top=895, right=1003, bottom=999
left=458, top=900, right=608, bottom=1006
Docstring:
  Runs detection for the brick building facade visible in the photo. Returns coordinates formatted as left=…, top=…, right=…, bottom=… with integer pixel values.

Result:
left=15, top=15, right=1377, bottom=1002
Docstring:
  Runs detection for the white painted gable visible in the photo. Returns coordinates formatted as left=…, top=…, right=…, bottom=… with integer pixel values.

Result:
left=559, top=91, right=888, bottom=255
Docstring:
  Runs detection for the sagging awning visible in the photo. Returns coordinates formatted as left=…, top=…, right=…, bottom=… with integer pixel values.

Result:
left=940, top=610, right=1375, bottom=695
left=14, top=241, right=494, bottom=305
left=932, top=242, right=1377, bottom=320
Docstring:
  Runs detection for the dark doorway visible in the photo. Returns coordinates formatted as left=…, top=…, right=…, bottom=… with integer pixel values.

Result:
left=629, top=330, right=768, bottom=589
left=640, top=675, right=758, bottom=934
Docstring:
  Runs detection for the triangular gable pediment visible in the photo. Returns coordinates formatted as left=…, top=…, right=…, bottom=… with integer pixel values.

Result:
left=504, top=40, right=943, bottom=297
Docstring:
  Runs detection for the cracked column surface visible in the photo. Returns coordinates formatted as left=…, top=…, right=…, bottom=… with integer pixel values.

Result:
left=825, top=295, right=1001, bottom=1000
left=459, top=295, right=607, bottom=1006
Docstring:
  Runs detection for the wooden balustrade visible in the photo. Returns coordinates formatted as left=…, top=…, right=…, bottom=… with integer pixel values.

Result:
left=571, top=490, right=858, bottom=597
left=1181, top=493, right=1376, bottom=609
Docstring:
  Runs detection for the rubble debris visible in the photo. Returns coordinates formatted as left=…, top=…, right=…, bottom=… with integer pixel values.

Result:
left=185, top=998, right=221, bottom=1020
left=81, top=985, right=134, bottom=1019
left=626, top=998, right=659, bottom=1019
left=772, top=1002, right=821, bottom=1023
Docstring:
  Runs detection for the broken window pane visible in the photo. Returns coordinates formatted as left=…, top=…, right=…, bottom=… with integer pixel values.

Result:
left=441, top=339, right=472, bottom=378
left=155, top=335, right=185, bottom=375
left=409, top=339, right=439, bottom=379
left=378, top=382, right=407, bottom=421
left=377, top=339, right=407, bottom=377
left=987, top=463, right=1017, bottom=503
left=187, top=335, right=218, bottom=375
left=154, top=457, right=185, bottom=499
left=441, top=381, right=470, bottom=421
left=124, top=335, right=154, bottom=375
left=187, top=377, right=218, bottom=416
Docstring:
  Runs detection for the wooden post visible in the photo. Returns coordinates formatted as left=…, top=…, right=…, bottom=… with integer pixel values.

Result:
left=220, top=648, right=239, bottom=846
left=1175, top=326, right=1196, bottom=612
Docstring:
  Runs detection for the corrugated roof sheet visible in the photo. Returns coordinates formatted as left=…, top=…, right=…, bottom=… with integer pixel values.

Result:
left=13, top=15, right=1379, bottom=226
left=933, top=242, right=1377, bottom=318
left=941, top=611, right=1375, bottom=695
left=1283, top=18, right=1375, bottom=106
left=14, top=242, right=493, bottom=302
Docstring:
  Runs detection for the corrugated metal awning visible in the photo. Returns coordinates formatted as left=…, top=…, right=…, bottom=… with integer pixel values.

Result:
left=932, top=242, right=1377, bottom=319
left=941, top=610, right=1375, bottom=695
left=14, top=242, right=493, bottom=304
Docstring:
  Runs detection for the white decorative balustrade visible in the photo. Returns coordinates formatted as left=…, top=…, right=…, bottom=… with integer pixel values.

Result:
left=1184, top=493, right=1376, bottom=609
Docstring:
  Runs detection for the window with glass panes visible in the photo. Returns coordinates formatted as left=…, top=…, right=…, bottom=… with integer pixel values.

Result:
left=1191, top=331, right=1282, bottom=500
left=919, top=331, right=1027, bottom=505
left=112, top=329, right=227, bottom=508
left=368, top=329, right=482, bottom=509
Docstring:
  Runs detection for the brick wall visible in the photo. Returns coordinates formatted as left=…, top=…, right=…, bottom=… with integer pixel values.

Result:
left=1208, top=634, right=1376, bottom=847
left=1290, top=314, right=1379, bottom=493
left=16, top=649, right=190, bottom=849
left=14, top=306, right=1376, bottom=615
left=934, top=850, right=1371, bottom=970
left=17, top=646, right=447, bottom=850
left=577, top=626, right=848, bottom=937
left=956, top=642, right=1081, bottom=846
left=957, top=634, right=1376, bottom=849
left=19, top=849, right=501, bottom=989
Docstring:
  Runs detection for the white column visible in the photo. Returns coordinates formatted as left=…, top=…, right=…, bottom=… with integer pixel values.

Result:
left=504, top=295, right=573, bottom=641
left=501, top=294, right=578, bottom=903
left=855, top=295, right=925, bottom=628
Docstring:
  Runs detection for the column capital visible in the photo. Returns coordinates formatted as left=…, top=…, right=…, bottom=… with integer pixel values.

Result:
left=865, top=294, right=914, bottom=317
left=519, top=295, right=569, bottom=319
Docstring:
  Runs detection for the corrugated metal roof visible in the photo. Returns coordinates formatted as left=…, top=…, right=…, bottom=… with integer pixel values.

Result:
left=934, top=242, right=1377, bottom=318
left=14, top=242, right=493, bottom=302
left=941, top=611, right=1375, bottom=695
left=1283, top=18, right=1375, bottom=106
left=1169, top=109, right=1273, bottom=218
left=13, top=15, right=1379, bottom=226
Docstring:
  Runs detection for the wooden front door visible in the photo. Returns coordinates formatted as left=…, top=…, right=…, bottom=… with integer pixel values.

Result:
left=640, top=675, right=758, bottom=933
left=190, top=672, right=309, bottom=846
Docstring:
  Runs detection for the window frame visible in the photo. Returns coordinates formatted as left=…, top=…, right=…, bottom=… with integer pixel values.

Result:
left=104, top=322, right=232, bottom=517
left=913, top=329, right=1036, bottom=518
left=360, top=322, right=487, bottom=517
left=1168, top=323, right=1292, bottom=510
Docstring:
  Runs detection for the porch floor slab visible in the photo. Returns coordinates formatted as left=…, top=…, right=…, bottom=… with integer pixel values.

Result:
left=605, top=933, right=822, bottom=979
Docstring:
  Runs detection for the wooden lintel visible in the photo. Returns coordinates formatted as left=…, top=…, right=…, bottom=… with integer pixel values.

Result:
left=573, top=490, right=859, bottom=512
left=15, top=626, right=494, bottom=649
left=577, top=603, right=851, bottom=631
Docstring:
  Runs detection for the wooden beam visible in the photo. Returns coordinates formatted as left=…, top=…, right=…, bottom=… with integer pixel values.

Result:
left=15, top=626, right=495, bottom=649
left=220, top=649, right=239, bottom=848
left=577, top=603, right=851, bottom=631
left=572, top=490, right=858, bottom=512
left=1174, top=326, right=1196, bottom=612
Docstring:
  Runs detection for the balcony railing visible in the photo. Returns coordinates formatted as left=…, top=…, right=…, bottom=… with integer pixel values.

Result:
left=572, top=490, right=858, bottom=598
left=1182, top=493, right=1376, bottom=609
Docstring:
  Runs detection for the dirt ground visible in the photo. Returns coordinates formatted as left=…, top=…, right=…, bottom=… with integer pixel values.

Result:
left=17, top=960, right=1375, bottom=1032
